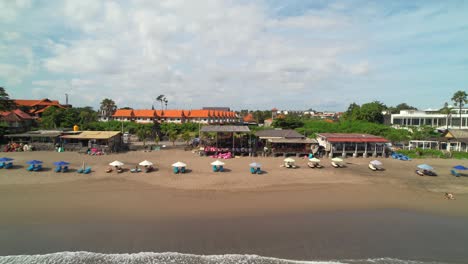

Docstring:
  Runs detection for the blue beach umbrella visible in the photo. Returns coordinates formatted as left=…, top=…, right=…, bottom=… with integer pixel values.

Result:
left=453, top=165, right=468, bottom=170
left=0, top=157, right=14, bottom=162
left=26, top=160, right=43, bottom=165
left=53, top=161, right=70, bottom=166
left=417, top=164, right=433, bottom=171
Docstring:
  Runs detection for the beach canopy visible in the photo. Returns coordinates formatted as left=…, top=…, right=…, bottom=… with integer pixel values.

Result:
left=109, top=160, right=124, bottom=167
left=53, top=161, right=70, bottom=166
left=0, top=157, right=14, bottom=162
left=284, top=158, right=295, bottom=163
left=26, top=160, right=43, bottom=165
left=249, top=162, right=262, bottom=167
left=417, top=164, right=434, bottom=171
left=370, top=160, right=383, bottom=166
left=453, top=165, right=468, bottom=170
left=210, top=160, right=225, bottom=166
left=331, top=157, right=343, bottom=163
left=139, top=160, right=153, bottom=166
left=309, top=158, right=321, bottom=163
left=172, top=161, right=186, bottom=167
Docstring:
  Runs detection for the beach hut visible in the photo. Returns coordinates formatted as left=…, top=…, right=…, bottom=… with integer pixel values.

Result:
left=211, top=160, right=225, bottom=172
left=0, top=157, right=14, bottom=169
left=172, top=161, right=187, bottom=174
left=249, top=162, right=262, bottom=174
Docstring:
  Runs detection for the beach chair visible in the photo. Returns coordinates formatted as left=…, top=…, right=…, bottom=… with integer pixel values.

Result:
left=331, top=162, right=339, bottom=168
left=0, top=162, right=4, bottom=169
left=117, top=168, right=123, bottom=173
left=33, top=164, right=42, bottom=171
left=250, top=167, right=256, bottom=174
left=212, top=165, right=218, bottom=172
left=55, top=166, right=62, bottom=173
left=77, top=167, right=84, bottom=174
left=256, top=167, right=262, bottom=174
left=173, top=167, right=180, bottom=174
left=415, top=170, right=424, bottom=176
left=106, top=167, right=112, bottom=173
left=83, top=167, right=91, bottom=174
left=181, top=167, right=186, bottom=173
left=451, top=169, right=461, bottom=177
left=307, top=162, right=316, bottom=168
left=368, top=164, right=377, bottom=171
left=27, top=164, right=34, bottom=171
left=4, top=162, right=13, bottom=169
left=62, top=166, right=69, bottom=172
left=315, top=164, right=323, bottom=169
left=218, top=165, right=224, bottom=172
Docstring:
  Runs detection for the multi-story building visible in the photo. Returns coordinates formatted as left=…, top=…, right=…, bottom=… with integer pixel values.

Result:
left=14, top=98, right=69, bottom=118
left=110, top=109, right=238, bottom=124
left=390, top=108, right=468, bottom=129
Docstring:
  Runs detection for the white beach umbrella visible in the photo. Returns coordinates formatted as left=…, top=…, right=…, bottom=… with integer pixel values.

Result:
left=370, top=160, right=383, bottom=167
left=210, top=160, right=225, bottom=166
left=139, top=160, right=153, bottom=166
left=284, top=158, right=295, bottom=163
left=249, top=162, right=262, bottom=167
left=309, top=158, right=321, bottom=163
left=109, top=160, right=124, bottom=167
left=331, top=157, right=343, bottom=163
left=172, top=161, right=187, bottom=167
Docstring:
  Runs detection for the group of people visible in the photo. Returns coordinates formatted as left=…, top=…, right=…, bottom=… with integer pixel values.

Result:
left=3, top=142, right=31, bottom=152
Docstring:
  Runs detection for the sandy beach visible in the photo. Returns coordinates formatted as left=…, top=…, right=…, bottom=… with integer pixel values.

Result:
left=1, top=149, right=468, bottom=262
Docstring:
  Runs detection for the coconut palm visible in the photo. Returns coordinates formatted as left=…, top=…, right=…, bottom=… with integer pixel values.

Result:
left=99, top=98, right=117, bottom=120
left=451, top=91, right=467, bottom=129
left=156, top=95, right=166, bottom=110
left=440, top=102, right=452, bottom=130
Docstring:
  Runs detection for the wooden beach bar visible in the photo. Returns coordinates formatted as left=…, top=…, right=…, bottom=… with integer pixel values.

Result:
left=255, top=129, right=318, bottom=157
left=316, top=133, right=389, bottom=158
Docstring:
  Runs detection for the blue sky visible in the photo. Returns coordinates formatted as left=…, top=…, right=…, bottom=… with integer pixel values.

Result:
left=1, top=0, right=467, bottom=111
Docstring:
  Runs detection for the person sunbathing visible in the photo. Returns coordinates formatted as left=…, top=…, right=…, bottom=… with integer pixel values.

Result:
left=445, top=193, right=455, bottom=200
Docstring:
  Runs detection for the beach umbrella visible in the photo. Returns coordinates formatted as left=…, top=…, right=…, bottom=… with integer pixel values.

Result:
left=109, top=160, right=124, bottom=167
left=26, top=160, right=43, bottom=165
left=283, top=158, right=295, bottom=163
left=172, top=161, right=187, bottom=167
left=453, top=165, right=468, bottom=170
left=0, top=157, right=14, bottom=162
left=139, top=160, right=153, bottom=166
left=309, top=158, right=321, bottom=163
left=53, top=161, right=70, bottom=166
left=370, top=160, right=383, bottom=167
left=210, top=160, right=225, bottom=166
left=249, top=162, right=262, bottom=167
left=417, top=164, right=434, bottom=171
left=331, top=157, right=343, bottom=163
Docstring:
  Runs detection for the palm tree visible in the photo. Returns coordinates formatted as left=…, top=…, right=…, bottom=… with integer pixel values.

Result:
left=156, top=95, right=166, bottom=110
left=440, top=102, right=452, bottom=130
left=99, top=98, right=117, bottom=120
left=451, top=91, right=468, bottom=129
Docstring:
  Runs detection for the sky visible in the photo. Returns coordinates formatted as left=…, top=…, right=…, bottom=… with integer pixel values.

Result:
left=1, top=0, right=467, bottom=111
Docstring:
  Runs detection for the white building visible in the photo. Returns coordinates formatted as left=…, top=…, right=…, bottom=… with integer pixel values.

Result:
left=391, top=108, right=468, bottom=129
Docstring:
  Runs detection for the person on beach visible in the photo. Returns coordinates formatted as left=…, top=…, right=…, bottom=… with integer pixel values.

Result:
left=445, top=193, right=455, bottom=200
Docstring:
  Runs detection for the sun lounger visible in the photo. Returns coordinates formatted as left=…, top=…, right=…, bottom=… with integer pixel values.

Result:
left=331, top=162, right=340, bottom=168
left=83, top=167, right=91, bottom=174
left=117, top=168, right=123, bottom=173
left=218, top=165, right=224, bottom=172
left=256, top=167, right=262, bottom=174
left=181, top=167, right=186, bottom=173
left=415, top=170, right=424, bottom=176
left=173, top=167, right=179, bottom=174
left=315, top=164, right=323, bottom=169
left=423, top=170, right=437, bottom=176
left=368, top=164, right=377, bottom=171
left=55, top=166, right=62, bottom=173
left=212, top=165, right=218, bottom=172
left=62, top=166, right=69, bottom=172
left=307, top=162, right=316, bottom=168
left=0, top=162, right=4, bottom=169
left=250, top=167, right=256, bottom=174
left=33, top=165, right=42, bottom=171
left=77, top=168, right=84, bottom=174
left=451, top=169, right=461, bottom=177
left=4, top=162, right=13, bottom=169
left=26, top=164, right=34, bottom=171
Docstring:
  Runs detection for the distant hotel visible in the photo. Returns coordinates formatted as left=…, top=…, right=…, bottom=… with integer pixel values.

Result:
left=107, top=109, right=239, bottom=124
left=390, top=108, right=468, bottom=129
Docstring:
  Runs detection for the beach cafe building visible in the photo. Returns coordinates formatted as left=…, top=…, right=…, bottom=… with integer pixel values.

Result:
left=255, top=129, right=318, bottom=157
left=61, top=131, right=122, bottom=153
left=5, top=130, right=62, bottom=150
left=199, top=125, right=251, bottom=156
left=442, top=129, right=468, bottom=152
left=316, top=133, right=389, bottom=158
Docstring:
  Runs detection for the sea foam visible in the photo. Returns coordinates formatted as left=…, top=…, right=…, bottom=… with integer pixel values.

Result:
left=0, top=252, right=451, bottom=264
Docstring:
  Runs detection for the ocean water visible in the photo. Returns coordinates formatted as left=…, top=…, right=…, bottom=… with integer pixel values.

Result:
left=0, top=252, right=453, bottom=264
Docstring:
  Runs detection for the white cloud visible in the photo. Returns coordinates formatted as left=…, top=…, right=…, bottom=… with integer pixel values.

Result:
left=0, top=0, right=32, bottom=22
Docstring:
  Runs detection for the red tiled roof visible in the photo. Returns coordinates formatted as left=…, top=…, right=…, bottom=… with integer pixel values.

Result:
left=14, top=98, right=63, bottom=107
left=13, top=109, right=33, bottom=119
left=113, top=109, right=134, bottom=117
left=159, top=110, right=185, bottom=118
left=187, top=110, right=211, bottom=118
left=318, top=133, right=388, bottom=143
left=243, top=113, right=255, bottom=122
left=133, top=110, right=155, bottom=117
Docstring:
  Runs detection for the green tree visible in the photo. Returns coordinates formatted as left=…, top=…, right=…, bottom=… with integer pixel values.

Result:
left=156, top=95, right=167, bottom=110
left=168, top=129, right=178, bottom=146
left=451, top=90, right=467, bottom=129
left=357, top=101, right=386, bottom=123
left=136, top=126, right=151, bottom=146
left=181, top=131, right=191, bottom=145
left=439, top=102, right=452, bottom=130
left=342, top=102, right=361, bottom=121
left=272, top=116, right=304, bottom=129
left=0, top=87, right=15, bottom=111
left=387, top=103, right=418, bottom=114
left=154, top=135, right=160, bottom=145
left=99, top=98, right=117, bottom=120
left=77, top=107, right=98, bottom=129
left=40, top=106, right=65, bottom=129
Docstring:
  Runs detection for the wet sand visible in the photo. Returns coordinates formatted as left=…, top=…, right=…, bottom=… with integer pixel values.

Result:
left=0, top=150, right=468, bottom=262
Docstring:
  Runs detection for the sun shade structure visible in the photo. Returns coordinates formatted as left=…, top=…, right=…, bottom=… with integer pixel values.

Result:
left=0, top=157, right=14, bottom=162
left=283, top=158, right=295, bottom=163
left=26, top=160, right=43, bottom=165
left=210, top=160, right=225, bottom=166
left=109, top=160, right=124, bottom=167
left=139, top=160, right=153, bottom=166
left=200, top=125, right=250, bottom=133
left=53, top=161, right=70, bottom=166
left=331, top=157, right=343, bottom=163
left=249, top=162, right=262, bottom=167
left=453, top=165, right=468, bottom=170
left=172, top=161, right=187, bottom=167
left=417, top=164, right=434, bottom=171
left=370, top=160, right=383, bottom=166
left=309, top=158, right=321, bottom=163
